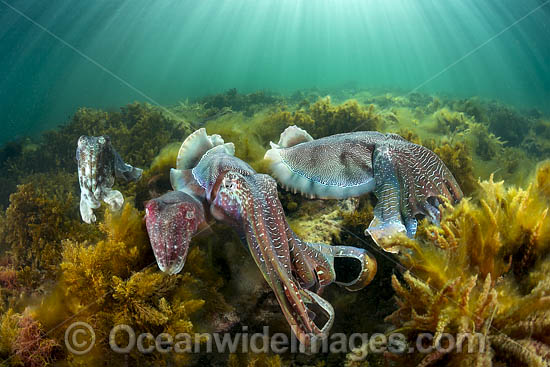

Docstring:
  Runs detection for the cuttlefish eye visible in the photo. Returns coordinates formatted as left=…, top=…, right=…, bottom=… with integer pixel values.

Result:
left=98, top=136, right=106, bottom=144
left=77, top=135, right=87, bottom=146
left=223, top=179, right=236, bottom=190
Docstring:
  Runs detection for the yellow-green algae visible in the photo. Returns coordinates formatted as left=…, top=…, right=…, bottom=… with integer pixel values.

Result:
left=371, top=161, right=550, bottom=367
left=228, top=353, right=282, bottom=367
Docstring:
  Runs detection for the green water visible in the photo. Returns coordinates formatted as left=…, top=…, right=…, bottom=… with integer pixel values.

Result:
left=1, top=0, right=549, bottom=143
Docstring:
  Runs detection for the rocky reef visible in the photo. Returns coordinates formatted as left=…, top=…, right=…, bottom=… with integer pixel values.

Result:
left=0, top=88, right=548, bottom=366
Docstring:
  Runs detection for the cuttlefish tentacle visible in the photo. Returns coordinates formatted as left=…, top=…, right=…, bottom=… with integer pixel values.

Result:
left=76, top=135, right=142, bottom=223
left=288, top=238, right=335, bottom=292
left=265, top=126, right=463, bottom=249
left=211, top=172, right=330, bottom=345
left=253, top=174, right=336, bottom=345
left=367, top=144, right=409, bottom=244
left=290, top=239, right=377, bottom=293
left=330, top=245, right=377, bottom=291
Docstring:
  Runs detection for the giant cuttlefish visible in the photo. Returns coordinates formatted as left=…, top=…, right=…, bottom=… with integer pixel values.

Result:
left=264, top=126, right=463, bottom=250
left=144, top=128, right=377, bottom=346
left=76, top=135, right=142, bottom=223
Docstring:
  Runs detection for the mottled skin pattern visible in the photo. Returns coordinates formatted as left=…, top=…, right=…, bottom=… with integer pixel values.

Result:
left=265, top=126, right=463, bottom=250
left=212, top=172, right=332, bottom=345
left=145, top=191, right=205, bottom=274
left=144, top=128, right=377, bottom=346
left=76, top=135, right=142, bottom=223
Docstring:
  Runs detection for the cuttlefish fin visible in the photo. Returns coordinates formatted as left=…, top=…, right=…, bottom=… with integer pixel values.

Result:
left=170, top=168, right=194, bottom=191
left=102, top=187, right=125, bottom=212
left=276, top=125, right=314, bottom=148
left=113, top=149, right=143, bottom=182
left=170, top=168, right=206, bottom=198
left=176, top=128, right=232, bottom=170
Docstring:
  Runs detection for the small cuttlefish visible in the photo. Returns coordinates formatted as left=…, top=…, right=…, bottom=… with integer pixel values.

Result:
left=76, top=135, right=142, bottom=223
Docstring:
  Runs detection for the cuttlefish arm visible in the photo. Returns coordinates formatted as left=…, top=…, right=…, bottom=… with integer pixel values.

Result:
left=76, top=135, right=142, bottom=223
left=290, top=238, right=377, bottom=293
left=144, top=190, right=207, bottom=275
left=265, top=126, right=463, bottom=249
left=210, top=171, right=334, bottom=346
left=368, top=136, right=463, bottom=248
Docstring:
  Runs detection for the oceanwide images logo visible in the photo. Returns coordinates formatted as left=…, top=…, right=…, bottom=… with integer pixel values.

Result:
left=65, top=322, right=487, bottom=358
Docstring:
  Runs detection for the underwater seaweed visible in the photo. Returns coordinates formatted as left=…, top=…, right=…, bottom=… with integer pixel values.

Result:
left=485, top=102, right=532, bottom=147
left=12, top=315, right=58, bottom=367
left=257, top=109, right=315, bottom=145
left=204, top=114, right=270, bottom=172
left=463, top=121, right=504, bottom=162
left=451, top=97, right=488, bottom=125
left=431, top=107, right=504, bottom=162
left=0, top=267, right=17, bottom=291
left=227, top=353, right=282, bottom=367
left=307, top=97, right=383, bottom=137
left=378, top=161, right=550, bottom=366
left=0, top=310, right=59, bottom=367
left=23, top=203, right=231, bottom=366
left=523, top=119, right=550, bottom=158
left=0, top=177, right=97, bottom=288
left=432, top=141, right=479, bottom=197
left=0, top=309, right=19, bottom=358
left=198, top=88, right=284, bottom=117
left=434, top=108, right=470, bottom=135
left=131, top=142, right=181, bottom=209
